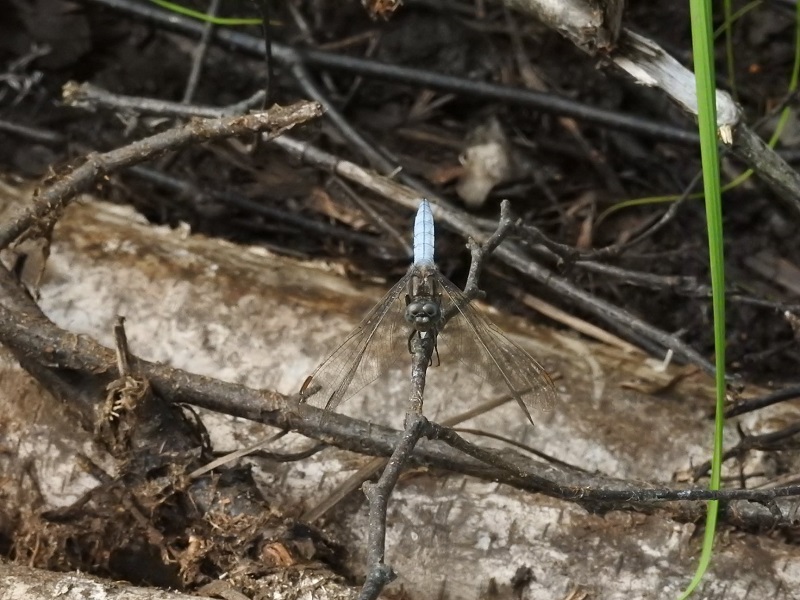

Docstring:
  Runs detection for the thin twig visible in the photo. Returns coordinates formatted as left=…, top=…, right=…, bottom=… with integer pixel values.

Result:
left=359, top=413, right=432, bottom=599
left=66, top=80, right=225, bottom=118
left=690, top=421, right=800, bottom=480
left=181, top=0, right=220, bottom=103
left=65, top=81, right=267, bottom=119
left=245, top=442, right=327, bottom=462
left=0, top=97, right=322, bottom=250
left=0, top=118, right=66, bottom=145
left=452, top=427, right=586, bottom=472
left=463, top=199, right=516, bottom=297
left=725, top=384, right=800, bottom=418
left=188, top=430, right=288, bottom=479
left=566, top=260, right=799, bottom=312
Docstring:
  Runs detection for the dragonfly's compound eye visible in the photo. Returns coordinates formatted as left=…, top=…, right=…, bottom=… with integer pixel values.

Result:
left=405, top=301, right=423, bottom=321
left=422, top=302, right=440, bottom=319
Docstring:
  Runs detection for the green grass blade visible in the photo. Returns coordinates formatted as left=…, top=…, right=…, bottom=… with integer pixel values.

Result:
left=678, top=0, right=727, bottom=597
left=149, top=0, right=263, bottom=25
left=713, top=0, right=762, bottom=39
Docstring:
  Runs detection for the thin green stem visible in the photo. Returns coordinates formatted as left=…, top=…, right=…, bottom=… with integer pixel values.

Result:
left=678, top=0, right=726, bottom=597
left=149, top=0, right=263, bottom=25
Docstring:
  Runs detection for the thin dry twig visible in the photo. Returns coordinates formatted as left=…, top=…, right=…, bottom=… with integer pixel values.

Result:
left=360, top=413, right=432, bottom=598
left=690, top=421, right=800, bottom=480
left=181, top=0, right=220, bottom=104
left=187, top=430, right=288, bottom=480
left=725, top=385, right=800, bottom=418
left=66, top=80, right=240, bottom=118
left=0, top=94, right=322, bottom=250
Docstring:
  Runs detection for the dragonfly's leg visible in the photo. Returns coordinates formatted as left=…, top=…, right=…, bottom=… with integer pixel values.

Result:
left=407, top=329, right=415, bottom=354
left=428, top=329, right=442, bottom=367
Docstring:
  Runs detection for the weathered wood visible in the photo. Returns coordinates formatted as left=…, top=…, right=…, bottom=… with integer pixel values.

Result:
left=1, top=185, right=798, bottom=599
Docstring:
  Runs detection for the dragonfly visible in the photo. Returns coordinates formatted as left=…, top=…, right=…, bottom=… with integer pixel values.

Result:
left=300, top=199, right=558, bottom=424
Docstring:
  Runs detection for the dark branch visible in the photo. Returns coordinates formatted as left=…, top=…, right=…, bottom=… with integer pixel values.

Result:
left=691, top=421, right=800, bottom=479
left=725, top=384, right=800, bottom=418
left=360, top=413, right=433, bottom=600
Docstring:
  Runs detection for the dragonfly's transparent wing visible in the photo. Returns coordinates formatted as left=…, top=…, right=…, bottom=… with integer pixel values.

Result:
left=301, top=271, right=412, bottom=412
left=435, top=274, right=558, bottom=423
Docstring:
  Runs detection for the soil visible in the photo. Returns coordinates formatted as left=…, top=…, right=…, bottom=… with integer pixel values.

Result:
left=0, top=0, right=799, bottom=597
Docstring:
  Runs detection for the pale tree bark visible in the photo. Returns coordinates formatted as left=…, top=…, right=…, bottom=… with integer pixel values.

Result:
left=0, top=183, right=798, bottom=599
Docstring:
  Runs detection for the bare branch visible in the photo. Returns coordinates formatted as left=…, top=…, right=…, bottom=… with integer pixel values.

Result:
left=0, top=95, right=322, bottom=250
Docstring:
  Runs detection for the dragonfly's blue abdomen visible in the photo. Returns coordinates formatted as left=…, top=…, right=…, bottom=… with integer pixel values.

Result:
left=413, top=199, right=435, bottom=266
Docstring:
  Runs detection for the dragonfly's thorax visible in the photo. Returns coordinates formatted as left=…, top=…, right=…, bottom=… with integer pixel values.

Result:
left=405, top=295, right=442, bottom=333
left=405, top=265, right=444, bottom=333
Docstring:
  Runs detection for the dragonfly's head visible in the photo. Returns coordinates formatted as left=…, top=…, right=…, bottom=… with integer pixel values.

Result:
left=405, top=297, right=442, bottom=333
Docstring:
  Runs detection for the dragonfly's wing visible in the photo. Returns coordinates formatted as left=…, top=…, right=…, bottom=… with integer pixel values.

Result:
left=435, top=274, right=558, bottom=424
left=301, top=271, right=412, bottom=412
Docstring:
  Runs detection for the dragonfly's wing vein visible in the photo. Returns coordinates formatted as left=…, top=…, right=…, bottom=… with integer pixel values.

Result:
left=436, top=275, right=557, bottom=422
left=303, top=271, right=412, bottom=412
